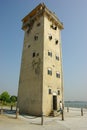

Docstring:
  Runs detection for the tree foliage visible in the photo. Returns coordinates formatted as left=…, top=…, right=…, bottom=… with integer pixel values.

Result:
left=0, top=91, right=17, bottom=105
left=0, top=91, right=10, bottom=102
left=10, top=95, right=17, bottom=103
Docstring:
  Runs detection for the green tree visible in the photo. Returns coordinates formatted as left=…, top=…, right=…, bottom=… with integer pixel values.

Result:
left=0, top=91, right=10, bottom=102
left=10, top=95, right=17, bottom=103
left=0, top=94, right=1, bottom=100
left=0, top=94, right=1, bottom=102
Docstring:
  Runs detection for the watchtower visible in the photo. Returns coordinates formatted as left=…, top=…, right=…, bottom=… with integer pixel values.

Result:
left=17, top=3, right=64, bottom=116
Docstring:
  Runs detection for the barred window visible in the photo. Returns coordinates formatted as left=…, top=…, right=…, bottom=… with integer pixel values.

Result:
left=56, top=72, right=60, bottom=78
left=48, top=68, right=52, bottom=76
left=48, top=51, right=52, bottom=57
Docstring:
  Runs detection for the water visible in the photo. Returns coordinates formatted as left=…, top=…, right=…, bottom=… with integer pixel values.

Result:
left=64, top=101, right=87, bottom=108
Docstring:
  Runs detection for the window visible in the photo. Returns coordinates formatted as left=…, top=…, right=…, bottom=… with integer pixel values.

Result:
left=55, top=40, right=58, bottom=45
left=54, top=26, right=57, bottom=30
left=49, top=89, right=52, bottom=94
left=48, top=51, right=52, bottom=57
left=50, top=25, right=57, bottom=30
left=28, top=45, right=31, bottom=48
left=32, top=52, right=35, bottom=57
left=37, top=53, right=39, bottom=56
left=26, top=24, right=30, bottom=33
left=58, top=90, right=60, bottom=95
left=56, top=72, right=60, bottom=78
left=34, top=35, right=38, bottom=40
left=56, top=55, right=59, bottom=61
left=37, top=22, right=40, bottom=27
left=48, top=68, right=52, bottom=76
left=49, top=35, right=52, bottom=40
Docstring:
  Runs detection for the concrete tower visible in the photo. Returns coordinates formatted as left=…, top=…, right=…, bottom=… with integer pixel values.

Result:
left=17, top=3, right=64, bottom=116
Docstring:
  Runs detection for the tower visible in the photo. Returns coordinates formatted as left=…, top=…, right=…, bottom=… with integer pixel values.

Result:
left=17, top=3, right=64, bottom=116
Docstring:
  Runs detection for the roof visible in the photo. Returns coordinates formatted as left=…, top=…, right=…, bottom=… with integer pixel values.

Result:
left=22, top=3, right=64, bottom=30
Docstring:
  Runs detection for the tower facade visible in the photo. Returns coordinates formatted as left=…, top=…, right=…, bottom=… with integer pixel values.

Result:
left=17, top=3, right=64, bottom=116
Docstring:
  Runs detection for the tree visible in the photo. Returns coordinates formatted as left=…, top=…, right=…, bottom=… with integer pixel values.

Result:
left=0, top=91, right=10, bottom=102
left=0, top=94, right=1, bottom=102
left=10, top=95, right=17, bottom=103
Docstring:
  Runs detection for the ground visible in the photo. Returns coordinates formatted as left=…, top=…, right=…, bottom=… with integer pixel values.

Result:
left=0, top=107, right=87, bottom=130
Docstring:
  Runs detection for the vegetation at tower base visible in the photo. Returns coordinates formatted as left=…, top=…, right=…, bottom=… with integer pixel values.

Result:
left=0, top=91, right=17, bottom=106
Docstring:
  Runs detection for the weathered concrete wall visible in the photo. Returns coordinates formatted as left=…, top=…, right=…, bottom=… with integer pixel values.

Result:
left=17, top=4, right=63, bottom=116
left=42, top=15, right=63, bottom=115
left=17, top=16, right=44, bottom=115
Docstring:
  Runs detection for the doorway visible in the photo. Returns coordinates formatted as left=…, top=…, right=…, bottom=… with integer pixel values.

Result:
left=53, top=95, right=57, bottom=110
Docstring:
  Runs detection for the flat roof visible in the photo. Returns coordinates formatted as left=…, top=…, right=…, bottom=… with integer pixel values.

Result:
left=22, top=3, right=64, bottom=29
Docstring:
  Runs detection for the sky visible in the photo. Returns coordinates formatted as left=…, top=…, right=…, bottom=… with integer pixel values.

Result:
left=0, top=0, right=87, bottom=101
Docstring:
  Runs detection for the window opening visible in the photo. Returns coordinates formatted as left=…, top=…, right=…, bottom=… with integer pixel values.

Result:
left=37, top=53, right=39, bottom=56
left=54, top=26, right=57, bottom=30
left=32, top=52, right=35, bottom=57
left=56, top=72, right=60, bottom=78
left=34, top=35, right=38, bottom=40
left=50, top=25, right=57, bottom=30
left=49, top=35, right=52, bottom=40
left=49, top=89, right=52, bottom=94
left=28, top=45, right=31, bottom=48
left=48, top=68, right=52, bottom=76
left=37, top=22, right=40, bottom=27
left=48, top=51, right=52, bottom=57
left=56, top=55, right=59, bottom=61
left=58, top=90, right=60, bottom=95
left=55, top=40, right=58, bottom=44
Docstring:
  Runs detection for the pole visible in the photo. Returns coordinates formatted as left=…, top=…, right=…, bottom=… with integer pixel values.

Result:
left=0, top=107, right=3, bottom=115
left=61, top=109, right=64, bottom=120
left=41, top=112, right=44, bottom=125
left=67, top=107, right=69, bottom=112
left=81, top=108, right=83, bottom=116
left=11, top=105, right=13, bottom=111
left=16, top=108, right=19, bottom=119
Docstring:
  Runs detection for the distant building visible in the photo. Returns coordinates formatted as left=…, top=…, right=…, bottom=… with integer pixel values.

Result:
left=17, top=3, right=64, bottom=116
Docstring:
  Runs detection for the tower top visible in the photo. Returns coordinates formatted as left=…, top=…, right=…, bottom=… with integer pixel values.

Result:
left=22, top=3, right=64, bottom=30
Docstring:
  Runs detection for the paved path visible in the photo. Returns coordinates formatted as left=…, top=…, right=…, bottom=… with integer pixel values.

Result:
left=0, top=107, right=87, bottom=130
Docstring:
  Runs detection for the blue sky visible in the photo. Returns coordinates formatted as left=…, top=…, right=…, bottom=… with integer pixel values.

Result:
left=0, top=0, right=87, bottom=101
